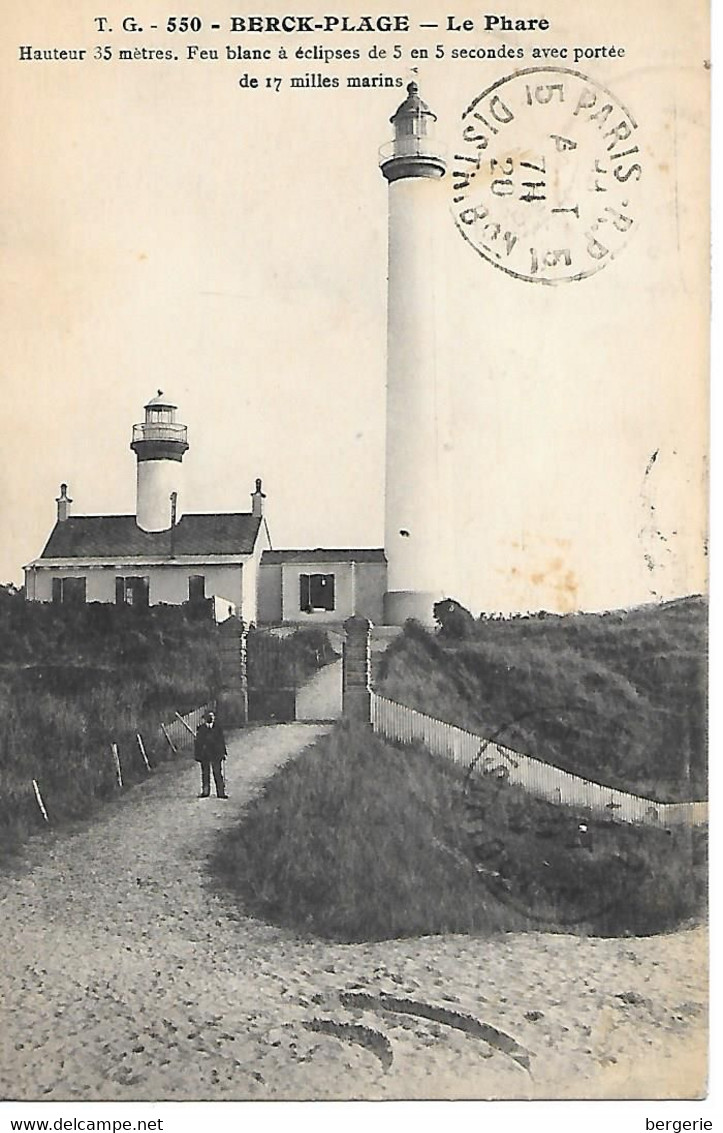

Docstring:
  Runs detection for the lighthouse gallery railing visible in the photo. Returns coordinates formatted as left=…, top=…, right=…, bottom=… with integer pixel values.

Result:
left=378, top=138, right=448, bottom=164
left=132, top=422, right=188, bottom=444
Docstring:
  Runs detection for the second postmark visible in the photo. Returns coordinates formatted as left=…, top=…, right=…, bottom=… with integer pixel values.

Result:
left=451, top=66, right=644, bottom=284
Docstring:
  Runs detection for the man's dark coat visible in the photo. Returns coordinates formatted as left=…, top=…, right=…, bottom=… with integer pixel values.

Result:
left=194, top=721, right=227, bottom=763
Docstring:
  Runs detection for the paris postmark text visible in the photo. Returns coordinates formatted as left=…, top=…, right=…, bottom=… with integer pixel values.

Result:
left=450, top=67, right=644, bottom=283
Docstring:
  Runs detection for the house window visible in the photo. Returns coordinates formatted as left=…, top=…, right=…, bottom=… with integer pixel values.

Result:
left=188, top=575, right=206, bottom=603
left=51, top=576, right=87, bottom=605
left=115, top=576, right=150, bottom=607
left=300, top=573, right=335, bottom=613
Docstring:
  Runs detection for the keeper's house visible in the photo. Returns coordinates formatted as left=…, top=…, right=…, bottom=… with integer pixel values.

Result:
left=23, top=393, right=386, bottom=626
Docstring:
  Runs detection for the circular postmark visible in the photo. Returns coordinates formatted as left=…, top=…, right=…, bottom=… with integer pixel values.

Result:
left=450, top=67, right=643, bottom=283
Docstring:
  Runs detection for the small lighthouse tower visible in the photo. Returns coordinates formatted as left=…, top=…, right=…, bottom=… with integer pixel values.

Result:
left=130, top=391, right=189, bottom=532
left=380, top=82, right=447, bottom=625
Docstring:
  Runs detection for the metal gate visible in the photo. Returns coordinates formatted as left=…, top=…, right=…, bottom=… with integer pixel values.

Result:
left=246, top=629, right=300, bottom=722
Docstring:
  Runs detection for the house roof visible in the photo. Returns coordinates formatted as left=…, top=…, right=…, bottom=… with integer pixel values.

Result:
left=262, top=548, right=386, bottom=564
left=39, top=514, right=262, bottom=560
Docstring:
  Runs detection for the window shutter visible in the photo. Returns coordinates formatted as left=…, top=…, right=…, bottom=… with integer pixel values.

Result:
left=115, top=577, right=125, bottom=605
left=52, top=577, right=62, bottom=604
left=299, top=574, right=310, bottom=611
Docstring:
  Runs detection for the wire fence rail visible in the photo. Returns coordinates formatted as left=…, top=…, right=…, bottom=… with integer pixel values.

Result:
left=28, top=703, right=212, bottom=826
left=370, top=692, right=708, bottom=828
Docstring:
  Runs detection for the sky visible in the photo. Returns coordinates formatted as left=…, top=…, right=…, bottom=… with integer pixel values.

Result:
left=1, top=0, right=709, bottom=614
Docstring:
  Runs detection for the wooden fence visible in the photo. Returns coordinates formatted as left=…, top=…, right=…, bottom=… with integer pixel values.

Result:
left=161, top=704, right=212, bottom=750
left=370, top=693, right=708, bottom=828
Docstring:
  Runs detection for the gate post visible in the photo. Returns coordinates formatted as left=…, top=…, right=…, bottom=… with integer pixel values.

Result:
left=342, top=615, right=372, bottom=725
left=216, top=615, right=249, bottom=726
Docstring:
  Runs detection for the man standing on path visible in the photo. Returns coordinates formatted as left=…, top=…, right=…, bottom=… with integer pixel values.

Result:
left=194, top=711, right=228, bottom=798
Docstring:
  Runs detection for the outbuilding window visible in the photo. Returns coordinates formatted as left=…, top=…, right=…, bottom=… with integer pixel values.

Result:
left=300, top=573, right=335, bottom=613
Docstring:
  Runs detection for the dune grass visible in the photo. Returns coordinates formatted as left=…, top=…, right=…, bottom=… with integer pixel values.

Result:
left=211, top=721, right=520, bottom=942
left=377, top=598, right=707, bottom=801
left=211, top=721, right=705, bottom=942
left=0, top=588, right=221, bottom=855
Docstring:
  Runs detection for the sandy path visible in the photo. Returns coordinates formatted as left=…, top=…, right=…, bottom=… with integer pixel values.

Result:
left=295, top=659, right=342, bottom=720
left=0, top=724, right=708, bottom=1101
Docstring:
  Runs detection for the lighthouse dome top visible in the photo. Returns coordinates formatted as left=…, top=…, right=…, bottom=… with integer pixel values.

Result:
left=390, top=81, right=437, bottom=125
left=144, top=389, right=177, bottom=411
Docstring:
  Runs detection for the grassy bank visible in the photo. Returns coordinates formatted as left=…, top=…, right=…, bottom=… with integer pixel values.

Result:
left=0, top=587, right=221, bottom=855
left=211, top=722, right=704, bottom=942
left=376, top=598, right=707, bottom=801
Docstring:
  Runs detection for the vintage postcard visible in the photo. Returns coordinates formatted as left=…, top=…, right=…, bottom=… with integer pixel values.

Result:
left=0, top=0, right=711, bottom=1115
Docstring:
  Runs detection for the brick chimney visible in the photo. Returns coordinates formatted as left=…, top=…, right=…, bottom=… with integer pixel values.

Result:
left=56, top=483, right=72, bottom=523
left=251, top=478, right=266, bottom=518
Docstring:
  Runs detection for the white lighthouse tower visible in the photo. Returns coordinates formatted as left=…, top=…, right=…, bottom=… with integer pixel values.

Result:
left=130, top=391, right=189, bottom=532
left=380, top=82, right=447, bottom=625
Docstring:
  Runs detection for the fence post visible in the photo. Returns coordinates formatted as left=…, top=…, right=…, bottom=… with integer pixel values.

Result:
left=216, top=615, right=249, bottom=727
left=136, top=733, right=152, bottom=772
left=32, top=779, right=50, bottom=823
left=161, top=724, right=177, bottom=753
left=342, top=615, right=372, bottom=725
left=111, top=743, right=123, bottom=789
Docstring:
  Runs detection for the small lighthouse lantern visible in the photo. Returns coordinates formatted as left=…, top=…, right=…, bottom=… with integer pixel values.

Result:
left=132, top=390, right=188, bottom=444
left=380, top=82, right=446, bottom=182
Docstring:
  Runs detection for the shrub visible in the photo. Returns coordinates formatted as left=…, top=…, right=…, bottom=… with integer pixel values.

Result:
left=288, top=626, right=339, bottom=674
left=433, top=598, right=475, bottom=640
left=210, top=721, right=521, bottom=942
